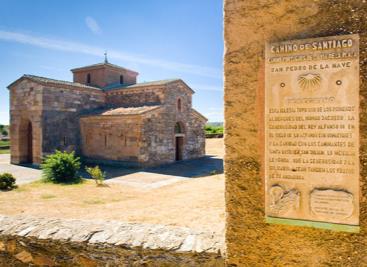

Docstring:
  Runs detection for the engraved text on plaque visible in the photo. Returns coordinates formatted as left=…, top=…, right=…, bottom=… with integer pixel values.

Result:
left=265, top=34, right=360, bottom=226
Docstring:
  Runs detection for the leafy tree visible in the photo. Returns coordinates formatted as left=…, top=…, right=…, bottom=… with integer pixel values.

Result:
left=0, top=125, right=8, bottom=136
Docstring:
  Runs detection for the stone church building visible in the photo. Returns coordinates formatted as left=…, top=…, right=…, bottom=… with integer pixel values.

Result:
left=7, top=60, right=207, bottom=166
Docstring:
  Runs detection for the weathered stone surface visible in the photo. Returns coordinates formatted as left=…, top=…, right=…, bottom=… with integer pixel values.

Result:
left=0, top=241, right=5, bottom=252
left=264, top=34, right=360, bottom=225
left=8, top=63, right=207, bottom=167
left=71, top=62, right=138, bottom=88
left=33, top=255, right=55, bottom=267
left=224, top=0, right=367, bottom=266
left=0, top=215, right=224, bottom=266
left=14, top=250, right=33, bottom=263
left=81, top=80, right=207, bottom=167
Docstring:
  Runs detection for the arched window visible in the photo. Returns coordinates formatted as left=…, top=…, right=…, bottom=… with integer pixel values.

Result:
left=86, top=73, right=91, bottom=84
left=177, top=98, right=182, bottom=112
left=175, top=122, right=184, bottom=134
left=120, top=75, right=124, bottom=84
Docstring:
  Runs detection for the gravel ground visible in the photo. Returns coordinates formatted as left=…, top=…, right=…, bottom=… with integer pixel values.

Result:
left=0, top=139, right=225, bottom=234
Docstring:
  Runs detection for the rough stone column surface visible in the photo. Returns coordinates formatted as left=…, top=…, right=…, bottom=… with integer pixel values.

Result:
left=224, top=1, right=367, bottom=266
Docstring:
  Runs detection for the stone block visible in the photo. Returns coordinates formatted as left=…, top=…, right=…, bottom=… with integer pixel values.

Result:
left=224, top=0, right=367, bottom=265
left=15, top=250, right=33, bottom=263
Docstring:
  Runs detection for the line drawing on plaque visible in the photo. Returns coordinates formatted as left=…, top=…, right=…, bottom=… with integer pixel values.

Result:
left=269, top=184, right=300, bottom=216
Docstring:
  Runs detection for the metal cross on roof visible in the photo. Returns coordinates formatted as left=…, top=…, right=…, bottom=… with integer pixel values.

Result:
left=104, top=51, right=108, bottom=63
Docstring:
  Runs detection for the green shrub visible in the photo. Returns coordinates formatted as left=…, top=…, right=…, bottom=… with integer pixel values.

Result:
left=85, top=165, right=106, bottom=186
left=41, top=150, right=81, bottom=184
left=205, top=125, right=224, bottom=134
left=0, top=125, right=7, bottom=136
left=0, top=173, right=16, bottom=190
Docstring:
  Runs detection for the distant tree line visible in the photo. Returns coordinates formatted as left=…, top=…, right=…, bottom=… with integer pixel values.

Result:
left=0, top=125, right=9, bottom=136
left=204, top=124, right=223, bottom=137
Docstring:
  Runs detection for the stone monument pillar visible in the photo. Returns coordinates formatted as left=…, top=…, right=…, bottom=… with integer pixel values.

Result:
left=224, top=1, right=367, bottom=265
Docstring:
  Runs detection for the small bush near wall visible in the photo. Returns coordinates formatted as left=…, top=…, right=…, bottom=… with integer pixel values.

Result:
left=0, top=173, right=16, bottom=190
left=85, top=165, right=106, bottom=186
left=41, top=151, right=81, bottom=184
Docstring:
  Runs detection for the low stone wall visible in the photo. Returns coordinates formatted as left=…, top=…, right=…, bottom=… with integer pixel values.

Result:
left=0, top=215, right=224, bottom=266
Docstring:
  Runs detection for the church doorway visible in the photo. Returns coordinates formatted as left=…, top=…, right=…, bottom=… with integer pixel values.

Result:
left=174, top=122, right=185, bottom=161
left=18, top=120, right=33, bottom=163
left=27, top=121, right=33, bottom=163
left=175, top=136, right=183, bottom=161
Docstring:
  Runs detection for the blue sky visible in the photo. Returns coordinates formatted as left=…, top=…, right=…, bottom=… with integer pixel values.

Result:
left=0, top=0, right=223, bottom=124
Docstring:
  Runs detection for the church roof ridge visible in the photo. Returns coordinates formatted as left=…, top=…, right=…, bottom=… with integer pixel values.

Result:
left=7, top=74, right=102, bottom=90
left=191, top=108, right=208, bottom=122
left=103, top=78, right=181, bottom=91
left=70, top=62, right=139, bottom=75
left=81, top=105, right=162, bottom=117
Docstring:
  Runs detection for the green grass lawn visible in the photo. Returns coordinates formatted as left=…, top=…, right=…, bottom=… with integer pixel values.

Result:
left=0, top=140, right=10, bottom=154
left=0, top=140, right=10, bottom=147
left=0, top=149, right=10, bottom=154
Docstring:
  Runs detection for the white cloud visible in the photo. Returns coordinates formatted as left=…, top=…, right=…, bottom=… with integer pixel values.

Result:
left=85, top=16, right=102, bottom=35
left=204, top=109, right=224, bottom=122
left=0, top=30, right=221, bottom=79
left=190, top=84, right=223, bottom=92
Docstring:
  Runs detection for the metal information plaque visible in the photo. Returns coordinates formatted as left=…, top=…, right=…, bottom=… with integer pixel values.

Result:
left=265, top=34, right=360, bottom=230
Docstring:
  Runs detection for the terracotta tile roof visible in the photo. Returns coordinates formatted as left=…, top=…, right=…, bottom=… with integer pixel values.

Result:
left=103, top=79, right=181, bottom=91
left=84, top=105, right=161, bottom=117
left=8, top=74, right=102, bottom=90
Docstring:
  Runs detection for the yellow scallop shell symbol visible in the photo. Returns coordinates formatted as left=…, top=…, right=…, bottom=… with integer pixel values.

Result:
left=298, top=73, right=321, bottom=90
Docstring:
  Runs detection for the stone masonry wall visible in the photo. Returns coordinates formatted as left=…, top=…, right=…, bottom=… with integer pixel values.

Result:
left=104, top=67, right=137, bottom=86
left=224, top=1, right=367, bottom=266
left=186, top=112, right=206, bottom=159
left=165, top=82, right=206, bottom=161
left=80, top=115, right=142, bottom=162
left=9, top=80, right=43, bottom=164
left=140, top=82, right=206, bottom=166
left=105, top=86, right=164, bottom=107
left=0, top=215, right=224, bottom=266
left=9, top=74, right=205, bottom=167
left=73, top=68, right=106, bottom=88
left=73, top=67, right=137, bottom=88
left=41, top=85, right=105, bottom=155
left=141, top=109, right=174, bottom=165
